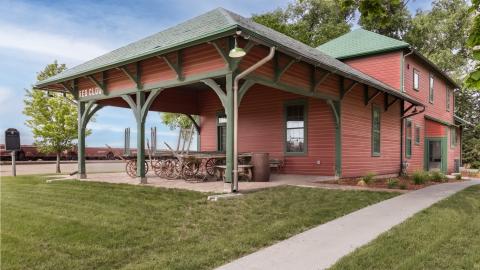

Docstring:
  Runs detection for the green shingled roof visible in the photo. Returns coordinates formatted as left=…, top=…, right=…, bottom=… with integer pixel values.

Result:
left=316, top=29, right=409, bottom=59
left=35, top=8, right=422, bottom=105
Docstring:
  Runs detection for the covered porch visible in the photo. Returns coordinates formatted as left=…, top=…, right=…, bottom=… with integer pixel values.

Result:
left=35, top=8, right=423, bottom=192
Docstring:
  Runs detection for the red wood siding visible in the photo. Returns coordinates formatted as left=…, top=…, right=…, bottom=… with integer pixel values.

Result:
left=403, top=55, right=455, bottom=124
left=344, top=51, right=402, bottom=90
left=341, top=85, right=401, bottom=177
left=425, top=119, right=447, bottom=137
left=198, top=84, right=337, bottom=176
left=404, top=113, right=425, bottom=173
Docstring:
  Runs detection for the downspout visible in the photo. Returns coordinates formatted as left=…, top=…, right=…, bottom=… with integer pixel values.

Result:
left=400, top=48, right=414, bottom=174
left=232, top=46, right=276, bottom=192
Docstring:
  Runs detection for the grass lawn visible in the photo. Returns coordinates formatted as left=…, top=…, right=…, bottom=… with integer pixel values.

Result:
left=330, top=184, right=480, bottom=270
left=1, top=175, right=397, bottom=270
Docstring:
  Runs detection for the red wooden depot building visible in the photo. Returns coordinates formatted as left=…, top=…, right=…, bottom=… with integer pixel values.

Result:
left=35, top=8, right=468, bottom=191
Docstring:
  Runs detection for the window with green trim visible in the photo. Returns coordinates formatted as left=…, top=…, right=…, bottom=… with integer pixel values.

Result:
left=217, top=113, right=226, bottom=152
left=414, top=125, right=421, bottom=145
left=450, top=127, right=457, bottom=148
left=285, top=102, right=306, bottom=154
left=446, top=87, right=451, bottom=112
left=413, top=69, right=419, bottom=91
left=372, top=106, right=381, bottom=156
left=405, top=119, right=412, bottom=158
left=429, top=74, right=434, bottom=103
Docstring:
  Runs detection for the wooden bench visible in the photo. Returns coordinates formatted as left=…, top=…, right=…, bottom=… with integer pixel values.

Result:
left=269, top=159, right=284, bottom=173
left=215, top=164, right=253, bottom=181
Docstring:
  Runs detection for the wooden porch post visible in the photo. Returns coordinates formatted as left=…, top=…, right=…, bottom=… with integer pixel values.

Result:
left=136, top=91, right=146, bottom=183
left=225, top=73, right=234, bottom=184
left=77, top=101, right=86, bottom=179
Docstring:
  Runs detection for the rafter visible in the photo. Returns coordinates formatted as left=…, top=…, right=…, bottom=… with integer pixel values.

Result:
left=274, top=57, right=297, bottom=83
left=384, top=94, right=399, bottom=111
left=341, top=81, right=358, bottom=100
left=86, top=75, right=106, bottom=94
left=209, top=41, right=229, bottom=64
left=118, top=66, right=139, bottom=87
left=364, top=86, right=381, bottom=106
left=159, top=51, right=183, bottom=80
left=60, top=82, right=74, bottom=94
left=314, top=71, right=331, bottom=91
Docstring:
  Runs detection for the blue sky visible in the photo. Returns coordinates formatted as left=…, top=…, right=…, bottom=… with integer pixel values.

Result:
left=0, top=0, right=431, bottom=148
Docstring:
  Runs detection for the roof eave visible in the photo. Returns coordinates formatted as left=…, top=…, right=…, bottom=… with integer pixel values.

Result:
left=335, top=45, right=409, bottom=60
left=34, top=26, right=239, bottom=88
left=454, top=115, right=473, bottom=126
left=239, top=27, right=422, bottom=106
left=409, top=49, right=461, bottom=89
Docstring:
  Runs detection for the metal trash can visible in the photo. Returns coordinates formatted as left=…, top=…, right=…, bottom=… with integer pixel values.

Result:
left=251, top=152, right=270, bottom=182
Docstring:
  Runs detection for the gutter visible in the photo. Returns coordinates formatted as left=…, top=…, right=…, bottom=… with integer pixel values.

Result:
left=232, top=46, right=276, bottom=192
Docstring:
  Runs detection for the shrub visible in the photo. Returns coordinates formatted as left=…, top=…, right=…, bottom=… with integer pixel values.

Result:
left=357, top=179, right=367, bottom=186
left=455, top=174, right=462, bottom=181
left=387, top=178, right=399, bottom=189
left=430, top=171, right=446, bottom=182
left=362, top=172, right=376, bottom=184
left=412, top=170, right=430, bottom=185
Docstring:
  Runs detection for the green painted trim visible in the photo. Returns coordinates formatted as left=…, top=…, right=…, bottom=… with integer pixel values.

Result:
left=215, top=111, right=227, bottom=152
left=78, top=68, right=229, bottom=102
left=414, top=124, right=421, bottom=145
left=327, top=100, right=341, bottom=176
left=424, top=115, right=454, bottom=127
left=371, top=104, right=381, bottom=157
left=446, top=87, right=451, bottom=112
left=201, top=78, right=227, bottom=109
left=36, top=27, right=238, bottom=87
left=283, top=99, right=308, bottom=156
left=77, top=101, right=86, bottom=177
left=335, top=46, right=409, bottom=60
left=225, top=73, right=234, bottom=184
left=424, top=136, right=448, bottom=174
left=245, top=74, right=339, bottom=101
left=136, top=91, right=146, bottom=178
left=405, top=118, right=412, bottom=158
left=275, top=58, right=296, bottom=82
left=449, top=126, right=458, bottom=149
left=237, top=80, right=255, bottom=105
left=86, top=75, right=106, bottom=94
left=141, top=88, right=164, bottom=123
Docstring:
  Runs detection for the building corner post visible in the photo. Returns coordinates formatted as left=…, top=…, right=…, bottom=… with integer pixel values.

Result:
left=333, top=100, right=342, bottom=178
left=77, top=101, right=86, bottom=179
left=136, top=91, right=147, bottom=184
left=225, top=73, right=234, bottom=187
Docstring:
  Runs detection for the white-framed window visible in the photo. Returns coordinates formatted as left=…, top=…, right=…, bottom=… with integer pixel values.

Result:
left=413, top=69, right=419, bottom=91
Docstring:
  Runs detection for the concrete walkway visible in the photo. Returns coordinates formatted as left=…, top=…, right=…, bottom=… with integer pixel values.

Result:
left=217, top=179, right=480, bottom=270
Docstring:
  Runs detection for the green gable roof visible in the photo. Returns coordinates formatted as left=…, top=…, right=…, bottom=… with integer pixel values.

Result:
left=35, top=8, right=422, bottom=106
left=316, top=29, right=409, bottom=59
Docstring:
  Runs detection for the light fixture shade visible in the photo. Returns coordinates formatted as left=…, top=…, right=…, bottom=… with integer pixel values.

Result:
left=229, top=47, right=246, bottom=58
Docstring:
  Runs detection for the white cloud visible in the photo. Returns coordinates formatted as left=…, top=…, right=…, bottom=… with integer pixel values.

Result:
left=0, top=23, right=109, bottom=62
left=88, top=122, right=129, bottom=133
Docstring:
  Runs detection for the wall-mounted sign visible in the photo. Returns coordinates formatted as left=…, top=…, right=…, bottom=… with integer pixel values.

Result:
left=79, top=87, right=102, bottom=98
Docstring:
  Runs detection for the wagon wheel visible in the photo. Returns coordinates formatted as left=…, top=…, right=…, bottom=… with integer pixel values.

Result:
left=205, top=158, right=218, bottom=176
left=166, top=159, right=181, bottom=180
left=125, top=159, right=149, bottom=178
left=182, top=160, right=200, bottom=182
left=126, top=159, right=137, bottom=178
left=153, top=160, right=165, bottom=177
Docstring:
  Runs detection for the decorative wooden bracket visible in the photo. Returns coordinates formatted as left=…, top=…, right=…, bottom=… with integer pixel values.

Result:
left=185, top=114, right=200, bottom=134
left=121, top=88, right=163, bottom=124
left=384, top=94, right=399, bottom=111
left=274, top=55, right=298, bottom=83
left=118, top=65, right=140, bottom=88
left=200, top=79, right=227, bottom=110
left=80, top=100, right=103, bottom=129
left=60, top=82, right=74, bottom=95
left=327, top=99, right=340, bottom=128
left=160, top=51, right=183, bottom=81
left=86, top=75, right=106, bottom=94
left=364, top=85, right=381, bottom=106
left=209, top=41, right=229, bottom=65
left=313, top=71, right=331, bottom=92
left=238, top=79, right=255, bottom=105
left=341, top=81, right=358, bottom=100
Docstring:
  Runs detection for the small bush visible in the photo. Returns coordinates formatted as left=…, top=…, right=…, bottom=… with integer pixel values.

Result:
left=399, top=183, right=407, bottom=190
left=430, top=171, right=446, bottom=182
left=362, top=172, right=376, bottom=184
left=357, top=179, right=367, bottom=186
left=387, top=178, right=399, bottom=189
left=455, top=174, right=462, bottom=180
left=412, top=170, right=430, bottom=185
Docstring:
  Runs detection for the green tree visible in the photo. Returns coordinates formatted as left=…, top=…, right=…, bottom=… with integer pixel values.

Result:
left=159, top=113, right=197, bottom=140
left=23, top=61, right=81, bottom=173
left=252, top=0, right=355, bottom=47
left=455, top=89, right=480, bottom=168
left=405, top=0, right=472, bottom=77
left=342, top=0, right=412, bottom=39
left=465, top=0, right=480, bottom=89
